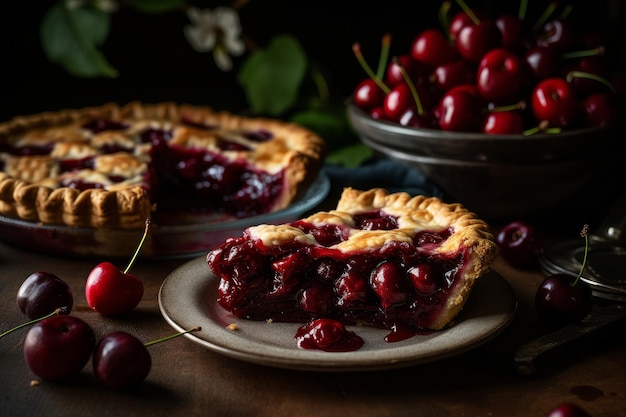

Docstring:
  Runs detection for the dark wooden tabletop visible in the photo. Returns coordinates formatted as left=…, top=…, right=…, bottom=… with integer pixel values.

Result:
left=1, top=238, right=624, bottom=417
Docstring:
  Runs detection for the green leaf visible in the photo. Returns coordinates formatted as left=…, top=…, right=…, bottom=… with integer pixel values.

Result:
left=290, top=105, right=357, bottom=152
left=325, top=143, right=373, bottom=168
left=40, top=2, right=117, bottom=78
left=128, top=0, right=185, bottom=14
left=238, top=35, right=307, bottom=116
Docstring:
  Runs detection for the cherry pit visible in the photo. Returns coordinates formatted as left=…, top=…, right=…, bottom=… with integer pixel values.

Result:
left=352, top=0, right=624, bottom=134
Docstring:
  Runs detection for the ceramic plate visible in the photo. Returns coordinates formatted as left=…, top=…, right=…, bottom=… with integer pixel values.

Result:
left=158, top=257, right=517, bottom=371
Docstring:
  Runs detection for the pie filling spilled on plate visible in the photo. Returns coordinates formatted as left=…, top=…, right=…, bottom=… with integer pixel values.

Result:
left=207, top=188, right=500, bottom=351
left=0, top=102, right=325, bottom=229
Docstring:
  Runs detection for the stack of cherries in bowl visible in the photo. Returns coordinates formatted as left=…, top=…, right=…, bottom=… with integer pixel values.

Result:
left=347, top=0, right=623, bottom=220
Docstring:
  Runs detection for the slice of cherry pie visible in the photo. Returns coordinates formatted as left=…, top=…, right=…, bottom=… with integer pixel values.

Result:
left=0, top=102, right=325, bottom=229
left=207, top=188, right=499, bottom=335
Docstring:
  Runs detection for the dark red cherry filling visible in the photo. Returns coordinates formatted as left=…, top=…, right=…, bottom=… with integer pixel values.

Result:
left=295, top=318, right=364, bottom=352
left=208, top=218, right=466, bottom=336
left=2, top=118, right=287, bottom=219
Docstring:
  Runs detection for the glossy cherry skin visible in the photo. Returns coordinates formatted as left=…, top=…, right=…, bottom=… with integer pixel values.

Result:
left=93, top=331, right=152, bottom=389
left=547, top=402, right=592, bottom=417
left=385, top=54, right=424, bottom=88
left=525, top=46, right=559, bottom=81
left=430, top=60, right=475, bottom=93
left=456, top=20, right=501, bottom=63
left=17, top=272, right=73, bottom=319
left=482, top=111, right=524, bottom=134
left=436, top=86, right=482, bottom=132
left=496, top=221, right=544, bottom=267
left=410, top=28, right=457, bottom=68
left=535, top=273, right=593, bottom=328
left=477, top=48, right=526, bottom=103
left=448, top=10, right=486, bottom=41
left=85, top=262, right=144, bottom=316
left=531, top=77, right=578, bottom=128
left=23, top=315, right=96, bottom=382
left=383, top=82, right=414, bottom=122
left=495, top=13, right=528, bottom=52
left=353, top=78, right=386, bottom=111
left=536, top=19, right=576, bottom=51
left=581, top=92, right=619, bottom=127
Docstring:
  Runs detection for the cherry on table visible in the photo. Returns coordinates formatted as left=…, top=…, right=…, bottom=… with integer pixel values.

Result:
left=17, top=271, right=73, bottom=320
left=496, top=220, right=544, bottom=267
left=85, top=219, right=150, bottom=316
left=93, top=327, right=200, bottom=389
left=23, top=315, right=96, bottom=382
left=535, top=225, right=594, bottom=329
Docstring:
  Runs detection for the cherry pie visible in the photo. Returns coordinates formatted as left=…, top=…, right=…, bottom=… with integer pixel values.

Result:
left=207, top=188, right=499, bottom=335
left=0, top=102, right=325, bottom=229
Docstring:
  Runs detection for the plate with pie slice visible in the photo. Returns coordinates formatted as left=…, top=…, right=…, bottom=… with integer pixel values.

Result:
left=159, top=256, right=517, bottom=372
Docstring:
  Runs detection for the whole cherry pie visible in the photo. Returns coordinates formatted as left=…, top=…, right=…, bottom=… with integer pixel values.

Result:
left=0, top=102, right=325, bottom=229
left=207, top=188, right=499, bottom=336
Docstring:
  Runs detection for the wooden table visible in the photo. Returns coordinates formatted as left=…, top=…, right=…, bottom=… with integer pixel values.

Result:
left=1, top=236, right=624, bottom=417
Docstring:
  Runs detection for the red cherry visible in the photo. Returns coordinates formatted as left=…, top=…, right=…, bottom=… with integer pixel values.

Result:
left=85, top=220, right=150, bottom=316
left=535, top=225, right=594, bottom=329
left=525, top=46, right=560, bottom=81
left=410, top=28, right=457, bottom=68
left=23, top=315, right=95, bottom=382
left=353, top=78, right=386, bottom=111
left=430, top=60, right=476, bottom=93
left=482, top=111, right=525, bottom=134
left=385, top=54, right=424, bottom=88
left=456, top=20, right=502, bottom=63
left=531, top=77, right=578, bottom=128
left=448, top=10, right=484, bottom=41
left=85, top=262, right=144, bottom=316
left=495, top=13, right=528, bottom=52
left=477, top=48, right=526, bottom=103
left=17, top=272, right=73, bottom=320
left=383, top=82, right=414, bottom=122
left=436, top=85, right=483, bottom=132
left=581, top=91, right=619, bottom=127
left=93, top=331, right=151, bottom=389
left=536, top=19, right=576, bottom=51
left=496, top=220, right=544, bottom=267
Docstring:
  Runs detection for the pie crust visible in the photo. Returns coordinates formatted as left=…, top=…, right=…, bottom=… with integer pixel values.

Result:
left=208, top=187, right=500, bottom=332
left=0, top=102, right=326, bottom=229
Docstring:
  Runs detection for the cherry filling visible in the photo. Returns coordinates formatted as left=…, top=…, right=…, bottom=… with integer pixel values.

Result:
left=2, top=118, right=286, bottom=218
left=295, top=318, right=364, bottom=352
left=208, top=214, right=465, bottom=344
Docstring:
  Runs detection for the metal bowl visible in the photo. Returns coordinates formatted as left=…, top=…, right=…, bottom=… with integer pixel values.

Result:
left=347, top=102, right=621, bottom=220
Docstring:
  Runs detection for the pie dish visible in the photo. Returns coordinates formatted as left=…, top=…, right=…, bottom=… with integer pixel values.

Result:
left=0, top=102, right=325, bottom=229
left=207, top=187, right=500, bottom=342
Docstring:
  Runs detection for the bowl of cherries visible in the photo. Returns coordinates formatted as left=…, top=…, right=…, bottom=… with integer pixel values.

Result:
left=347, top=0, right=624, bottom=220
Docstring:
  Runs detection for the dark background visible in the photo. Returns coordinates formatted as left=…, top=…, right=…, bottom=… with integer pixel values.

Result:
left=1, top=0, right=623, bottom=123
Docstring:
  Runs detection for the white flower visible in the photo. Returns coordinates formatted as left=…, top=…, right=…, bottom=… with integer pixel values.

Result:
left=184, top=6, right=245, bottom=71
left=66, top=0, right=119, bottom=13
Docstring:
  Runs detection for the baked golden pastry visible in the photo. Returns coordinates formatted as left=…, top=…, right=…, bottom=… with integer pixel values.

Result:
left=207, top=187, right=499, bottom=333
left=0, top=102, right=325, bottom=228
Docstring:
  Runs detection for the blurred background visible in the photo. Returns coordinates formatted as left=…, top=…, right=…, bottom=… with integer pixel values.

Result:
left=2, top=0, right=623, bottom=122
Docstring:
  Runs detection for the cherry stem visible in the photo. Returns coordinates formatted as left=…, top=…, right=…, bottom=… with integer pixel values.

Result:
left=393, top=56, right=423, bottom=115
left=124, top=218, right=151, bottom=275
left=352, top=43, right=390, bottom=94
left=566, top=71, right=616, bottom=94
left=439, top=1, right=453, bottom=39
left=561, top=46, right=605, bottom=60
left=572, top=224, right=590, bottom=287
left=559, top=3, right=573, bottom=20
left=523, top=120, right=561, bottom=136
left=376, top=33, right=391, bottom=80
left=533, top=1, right=558, bottom=32
left=518, top=0, right=528, bottom=20
left=487, top=101, right=526, bottom=113
left=0, top=308, right=63, bottom=338
left=454, top=0, right=480, bottom=25
left=144, top=326, right=201, bottom=347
